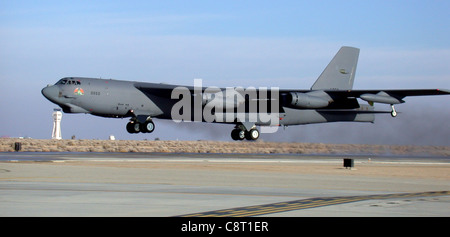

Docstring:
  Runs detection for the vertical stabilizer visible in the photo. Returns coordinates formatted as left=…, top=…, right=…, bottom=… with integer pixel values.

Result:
left=311, top=46, right=360, bottom=90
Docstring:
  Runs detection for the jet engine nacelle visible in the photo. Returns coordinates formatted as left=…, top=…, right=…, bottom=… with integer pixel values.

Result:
left=289, top=92, right=330, bottom=109
left=360, top=92, right=403, bottom=104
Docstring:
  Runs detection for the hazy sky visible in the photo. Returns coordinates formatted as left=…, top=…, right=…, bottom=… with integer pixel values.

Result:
left=1, top=1, right=449, bottom=145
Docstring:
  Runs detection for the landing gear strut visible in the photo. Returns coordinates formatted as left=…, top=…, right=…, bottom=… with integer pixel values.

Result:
left=126, top=120, right=155, bottom=134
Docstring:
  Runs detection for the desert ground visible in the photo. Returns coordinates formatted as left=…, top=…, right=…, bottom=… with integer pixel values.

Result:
left=1, top=138, right=449, bottom=217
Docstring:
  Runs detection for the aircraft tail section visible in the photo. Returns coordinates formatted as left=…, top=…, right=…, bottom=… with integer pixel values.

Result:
left=311, top=46, right=360, bottom=91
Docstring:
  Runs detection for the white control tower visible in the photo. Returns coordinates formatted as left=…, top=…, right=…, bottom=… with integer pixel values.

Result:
left=52, top=108, right=62, bottom=139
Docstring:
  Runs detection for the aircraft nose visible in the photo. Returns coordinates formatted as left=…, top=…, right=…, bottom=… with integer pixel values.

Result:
left=41, top=85, right=60, bottom=102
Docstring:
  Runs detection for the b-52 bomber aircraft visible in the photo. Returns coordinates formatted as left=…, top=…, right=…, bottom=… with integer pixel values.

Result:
left=42, top=46, right=449, bottom=141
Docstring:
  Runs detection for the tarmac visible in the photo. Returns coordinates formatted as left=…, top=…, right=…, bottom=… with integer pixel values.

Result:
left=0, top=152, right=449, bottom=217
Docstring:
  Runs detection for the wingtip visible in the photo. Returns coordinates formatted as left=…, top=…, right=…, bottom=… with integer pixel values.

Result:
left=437, top=89, right=450, bottom=94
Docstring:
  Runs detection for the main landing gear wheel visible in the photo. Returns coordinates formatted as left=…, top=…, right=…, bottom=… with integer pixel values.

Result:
left=246, top=128, right=260, bottom=140
left=231, top=129, right=246, bottom=140
left=231, top=128, right=260, bottom=141
left=126, top=121, right=155, bottom=134
left=140, top=121, right=155, bottom=133
left=126, top=121, right=140, bottom=134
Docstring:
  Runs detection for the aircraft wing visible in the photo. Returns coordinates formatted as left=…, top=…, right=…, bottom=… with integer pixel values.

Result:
left=135, top=81, right=449, bottom=108
left=320, top=89, right=450, bottom=105
left=277, top=88, right=449, bottom=110
left=325, top=89, right=449, bottom=97
left=134, top=82, right=182, bottom=98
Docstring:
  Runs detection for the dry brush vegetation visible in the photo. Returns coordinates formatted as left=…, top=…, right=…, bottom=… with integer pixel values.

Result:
left=1, top=138, right=448, bottom=156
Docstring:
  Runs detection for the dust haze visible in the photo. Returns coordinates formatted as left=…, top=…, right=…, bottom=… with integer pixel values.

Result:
left=159, top=99, right=449, bottom=146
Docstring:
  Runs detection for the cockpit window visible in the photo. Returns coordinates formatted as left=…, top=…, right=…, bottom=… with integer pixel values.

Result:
left=56, top=78, right=80, bottom=85
left=56, top=79, right=68, bottom=85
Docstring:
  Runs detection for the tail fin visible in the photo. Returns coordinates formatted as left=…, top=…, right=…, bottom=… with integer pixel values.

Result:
left=311, top=46, right=360, bottom=91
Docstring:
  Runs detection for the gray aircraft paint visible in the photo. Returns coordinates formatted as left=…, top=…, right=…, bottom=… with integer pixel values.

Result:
left=311, top=46, right=359, bottom=91
left=42, top=46, right=449, bottom=141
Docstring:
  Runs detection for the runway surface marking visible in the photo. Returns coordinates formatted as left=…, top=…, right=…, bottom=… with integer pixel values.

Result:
left=178, top=191, right=450, bottom=217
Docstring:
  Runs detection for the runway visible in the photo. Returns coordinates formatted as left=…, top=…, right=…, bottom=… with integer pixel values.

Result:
left=180, top=191, right=450, bottom=217
left=0, top=152, right=449, bottom=217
